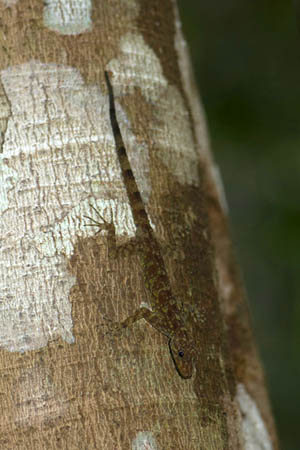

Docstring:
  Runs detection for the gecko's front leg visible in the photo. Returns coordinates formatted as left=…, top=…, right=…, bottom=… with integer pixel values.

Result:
left=84, top=204, right=117, bottom=253
left=84, top=204, right=141, bottom=257
left=107, top=306, right=153, bottom=333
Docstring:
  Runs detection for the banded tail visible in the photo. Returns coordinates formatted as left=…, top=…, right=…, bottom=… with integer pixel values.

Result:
left=104, top=71, right=150, bottom=232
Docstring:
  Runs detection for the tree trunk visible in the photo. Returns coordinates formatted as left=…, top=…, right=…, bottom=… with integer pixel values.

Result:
left=0, top=0, right=278, bottom=448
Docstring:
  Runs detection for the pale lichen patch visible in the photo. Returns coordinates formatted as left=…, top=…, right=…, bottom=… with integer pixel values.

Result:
left=43, top=0, right=92, bottom=35
left=236, top=383, right=273, bottom=450
left=132, top=431, right=159, bottom=450
left=120, top=0, right=140, bottom=17
left=0, top=0, right=18, bottom=6
left=0, top=60, right=151, bottom=352
left=106, top=33, right=168, bottom=102
left=153, top=85, right=199, bottom=186
left=107, top=33, right=199, bottom=186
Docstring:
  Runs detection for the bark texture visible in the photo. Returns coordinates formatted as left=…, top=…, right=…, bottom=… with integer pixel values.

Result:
left=0, top=0, right=278, bottom=449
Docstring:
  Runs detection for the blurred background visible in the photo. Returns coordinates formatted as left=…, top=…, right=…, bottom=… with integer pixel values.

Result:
left=177, top=1, right=299, bottom=448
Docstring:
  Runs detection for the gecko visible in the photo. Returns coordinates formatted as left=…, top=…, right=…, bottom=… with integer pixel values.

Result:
left=87, top=71, right=195, bottom=379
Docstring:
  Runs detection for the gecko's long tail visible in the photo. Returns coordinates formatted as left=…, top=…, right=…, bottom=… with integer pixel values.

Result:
left=104, top=71, right=149, bottom=231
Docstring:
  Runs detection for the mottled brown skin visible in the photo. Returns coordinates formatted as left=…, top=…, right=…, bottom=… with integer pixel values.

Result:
left=93, top=72, right=195, bottom=378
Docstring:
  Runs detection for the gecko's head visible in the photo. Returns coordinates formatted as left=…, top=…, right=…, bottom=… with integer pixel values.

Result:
left=168, top=330, right=194, bottom=379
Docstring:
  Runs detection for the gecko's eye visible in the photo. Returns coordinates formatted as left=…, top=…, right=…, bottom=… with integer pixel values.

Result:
left=178, top=350, right=184, bottom=358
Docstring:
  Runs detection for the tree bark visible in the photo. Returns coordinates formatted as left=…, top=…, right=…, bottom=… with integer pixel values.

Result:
left=0, top=0, right=278, bottom=449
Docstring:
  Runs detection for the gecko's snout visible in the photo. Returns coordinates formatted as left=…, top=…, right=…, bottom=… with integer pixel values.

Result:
left=168, top=332, right=194, bottom=379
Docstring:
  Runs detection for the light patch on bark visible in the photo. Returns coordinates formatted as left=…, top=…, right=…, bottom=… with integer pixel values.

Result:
left=0, top=0, right=18, bottom=6
left=43, top=0, right=92, bottom=35
left=236, top=383, right=273, bottom=450
left=106, top=32, right=168, bottom=102
left=132, top=432, right=158, bottom=450
left=153, top=85, right=200, bottom=186
left=106, top=33, right=199, bottom=186
left=0, top=60, right=151, bottom=352
left=121, top=0, right=140, bottom=16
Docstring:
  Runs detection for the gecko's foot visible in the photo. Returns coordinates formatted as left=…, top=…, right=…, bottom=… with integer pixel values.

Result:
left=84, top=204, right=115, bottom=236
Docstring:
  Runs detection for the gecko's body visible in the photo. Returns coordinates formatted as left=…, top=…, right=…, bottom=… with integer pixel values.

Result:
left=98, top=72, right=195, bottom=378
